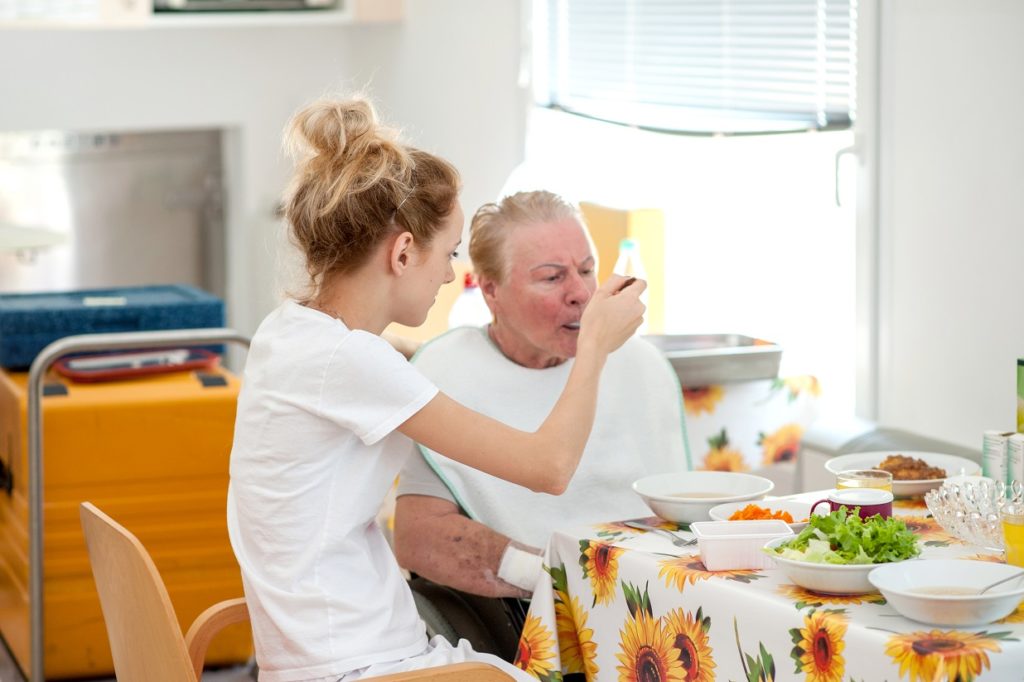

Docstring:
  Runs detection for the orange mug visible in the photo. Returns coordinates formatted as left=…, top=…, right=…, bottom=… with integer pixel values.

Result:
left=811, top=488, right=893, bottom=520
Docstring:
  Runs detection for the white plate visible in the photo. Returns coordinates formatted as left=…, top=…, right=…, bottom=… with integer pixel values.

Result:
left=825, top=451, right=980, bottom=497
left=708, top=499, right=825, bottom=532
left=868, top=559, right=1024, bottom=626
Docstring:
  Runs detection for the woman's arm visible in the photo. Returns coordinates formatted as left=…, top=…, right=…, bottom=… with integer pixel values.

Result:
left=381, top=330, right=422, bottom=360
left=393, top=495, right=537, bottom=599
left=398, top=275, right=645, bottom=494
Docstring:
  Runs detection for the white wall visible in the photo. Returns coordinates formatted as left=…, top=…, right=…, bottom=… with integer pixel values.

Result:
left=0, top=0, right=527, bottom=335
left=877, top=0, right=1024, bottom=447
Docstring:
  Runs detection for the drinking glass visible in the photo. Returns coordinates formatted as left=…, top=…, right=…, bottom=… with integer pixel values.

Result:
left=835, top=469, right=893, bottom=492
left=1003, top=508, right=1024, bottom=567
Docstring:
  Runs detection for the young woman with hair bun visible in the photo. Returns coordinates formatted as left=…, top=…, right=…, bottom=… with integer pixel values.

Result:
left=226, top=97, right=645, bottom=681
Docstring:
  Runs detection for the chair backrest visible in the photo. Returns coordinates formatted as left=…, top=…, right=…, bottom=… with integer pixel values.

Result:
left=80, top=501, right=512, bottom=682
left=368, top=662, right=518, bottom=681
left=79, top=501, right=206, bottom=682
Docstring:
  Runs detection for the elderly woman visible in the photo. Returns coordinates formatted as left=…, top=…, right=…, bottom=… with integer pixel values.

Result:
left=393, top=190, right=690, bottom=657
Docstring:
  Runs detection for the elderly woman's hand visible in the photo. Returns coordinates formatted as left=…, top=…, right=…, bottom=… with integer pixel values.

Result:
left=577, top=274, right=647, bottom=357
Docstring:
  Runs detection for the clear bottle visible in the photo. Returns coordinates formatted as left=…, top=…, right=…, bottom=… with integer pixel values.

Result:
left=612, top=238, right=649, bottom=335
left=447, top=272, right=492, bottom=329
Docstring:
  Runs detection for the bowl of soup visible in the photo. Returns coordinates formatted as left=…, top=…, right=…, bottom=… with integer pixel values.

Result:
left=632, top=471, right=775, bottom=524
left=868, top=559, right=1024, bottom=626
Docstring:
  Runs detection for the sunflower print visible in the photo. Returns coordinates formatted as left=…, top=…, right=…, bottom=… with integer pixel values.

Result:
left=659, top=555, right=764, bottom=591
left=581, top=541, right=623, bottom=606
left=783, top=375, right=821, bottom=399
left=777, top=583, right=885, bottom=608
left=514, top=613, right=558, bottom=678
left=615, top=611, right=685, bottom=682
left=700, top=444, right=749, bottom=471
left=555, top=590, right=599, bottom=679
left=700, top=447, right=749, bottom=472
left=885, top=630, right=1003, bottom=682
left=900, top=515, right=960, bottom=545
left=683, top=385, right=724, bottom=417
left=699, top=428, right=748, bottom=473
left=789, top=610, right=846, bottom=682
left=998, top=600, right=1024, bottom=624
left=663, top=608, right=716, bottom=682
left=758, top=423, right=804, bottom=465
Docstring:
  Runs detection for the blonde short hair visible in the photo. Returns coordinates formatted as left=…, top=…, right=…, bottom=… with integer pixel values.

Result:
left=468, top=190, right=584, bottom=283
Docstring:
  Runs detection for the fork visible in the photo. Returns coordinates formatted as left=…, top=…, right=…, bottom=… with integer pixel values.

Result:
left=622, top=520, right=698, bottom=547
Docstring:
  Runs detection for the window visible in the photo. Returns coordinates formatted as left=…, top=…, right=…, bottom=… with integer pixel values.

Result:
left=537, top=0, right=857, bottom=135
left=509, top=0, right=861, bottom=418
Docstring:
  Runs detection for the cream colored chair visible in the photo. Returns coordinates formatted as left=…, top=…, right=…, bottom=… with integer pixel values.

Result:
left=79, top=502, right=514, bottom=682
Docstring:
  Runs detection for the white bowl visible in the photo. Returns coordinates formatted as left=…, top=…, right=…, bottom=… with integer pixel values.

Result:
left=709, top=499, right=825, bottom=532
left=632, top=471, right=774, bottom=524
left=868, top=560, right=1024, bottom=626
left=763, top=536, right=902, bottom=595
left=825, top=451, right=980, bottom=497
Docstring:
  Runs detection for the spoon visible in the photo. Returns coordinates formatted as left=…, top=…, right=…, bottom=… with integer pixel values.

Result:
left=979, top=570, right=1024, bottom=594
left=622, top=520, right=697, bottom=548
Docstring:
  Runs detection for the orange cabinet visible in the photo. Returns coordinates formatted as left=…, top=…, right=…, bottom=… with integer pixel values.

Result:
left=0, top=367, right=250, bottom=678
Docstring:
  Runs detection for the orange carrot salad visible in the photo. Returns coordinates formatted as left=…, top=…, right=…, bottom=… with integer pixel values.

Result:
left=727, top=503, right=794, bottom=523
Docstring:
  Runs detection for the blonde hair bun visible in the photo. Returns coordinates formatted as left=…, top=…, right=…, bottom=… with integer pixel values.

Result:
left=281, top=96, right=461, bottom=290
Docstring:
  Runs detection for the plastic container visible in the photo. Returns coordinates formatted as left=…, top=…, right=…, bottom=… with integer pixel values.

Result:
left=613, top=238, right=648, bottom=334
left=0, top=284, right=224, bottom=370
left=690, top=520, right=793, bottom=571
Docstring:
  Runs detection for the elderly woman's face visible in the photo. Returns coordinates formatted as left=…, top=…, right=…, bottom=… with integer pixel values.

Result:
left=484, top=218, right=597, bottom=368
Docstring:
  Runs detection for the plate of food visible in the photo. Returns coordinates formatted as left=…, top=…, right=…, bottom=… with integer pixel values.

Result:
left=825, top=451, right=980, bottom=497
left=708, top=500, right=825, bottom=532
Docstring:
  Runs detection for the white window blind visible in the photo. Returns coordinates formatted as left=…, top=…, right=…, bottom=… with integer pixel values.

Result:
left=539, top=0, right=857, bottom=134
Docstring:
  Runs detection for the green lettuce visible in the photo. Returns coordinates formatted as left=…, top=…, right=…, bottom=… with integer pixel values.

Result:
left=768, top=507, right=920, bottom=565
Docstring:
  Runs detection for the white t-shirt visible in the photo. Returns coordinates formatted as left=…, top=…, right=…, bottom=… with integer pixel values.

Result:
left=397, top=327, right=691, bottom=549
left=227, top=300, right=438, bottom=682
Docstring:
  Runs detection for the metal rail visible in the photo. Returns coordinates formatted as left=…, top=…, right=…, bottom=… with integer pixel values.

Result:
left=26, top=328, right=250, bottom=681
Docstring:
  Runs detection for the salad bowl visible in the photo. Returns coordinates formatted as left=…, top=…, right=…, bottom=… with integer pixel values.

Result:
left=763, top=509, right=920, bottom=595
left=764, top=536, right=901, bottom=594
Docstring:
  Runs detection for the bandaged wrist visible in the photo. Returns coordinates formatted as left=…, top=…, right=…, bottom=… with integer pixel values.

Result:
left=497, top=543, right=543, bottom=592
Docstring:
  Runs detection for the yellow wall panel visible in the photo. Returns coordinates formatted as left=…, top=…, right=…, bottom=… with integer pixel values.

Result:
left=580, top=202, right=666, bottom=333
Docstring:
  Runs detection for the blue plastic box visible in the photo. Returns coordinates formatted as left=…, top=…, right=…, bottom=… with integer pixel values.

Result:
left=0, top=284, right=225, bottom=370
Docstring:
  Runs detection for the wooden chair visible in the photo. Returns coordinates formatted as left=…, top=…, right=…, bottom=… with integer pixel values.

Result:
left=79, top=502, right=515, bottom=681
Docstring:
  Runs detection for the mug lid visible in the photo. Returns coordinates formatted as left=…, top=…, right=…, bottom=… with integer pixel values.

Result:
left=830, top=488, right=893, bottom=504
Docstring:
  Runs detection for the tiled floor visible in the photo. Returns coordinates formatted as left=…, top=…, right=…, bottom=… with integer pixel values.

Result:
left=0, top=637, right=256, bottom=681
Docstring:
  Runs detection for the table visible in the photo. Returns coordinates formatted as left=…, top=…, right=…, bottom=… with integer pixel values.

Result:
left=512, top=494, right=1024, bottom=682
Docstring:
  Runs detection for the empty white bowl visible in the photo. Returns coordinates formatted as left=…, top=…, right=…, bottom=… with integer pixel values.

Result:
left=632, top=471, right=774, bottom=524
left=763, top=536, right=899, bottom=595
left=709, top=499, right=824, bottom=532
left=868, top=559, right=1024, bottom=626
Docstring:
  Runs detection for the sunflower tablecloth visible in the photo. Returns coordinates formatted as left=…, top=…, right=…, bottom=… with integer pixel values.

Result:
left=514, top=494, right=1024, bottom=682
